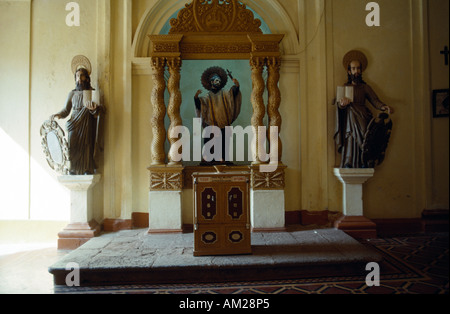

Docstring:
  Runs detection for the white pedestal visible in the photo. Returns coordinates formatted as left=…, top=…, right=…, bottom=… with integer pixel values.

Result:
left=250, top=189, right=286, bottom=231
left=333, top=168, right=377, bottom=239
left=58, top=175, right=101, bottom=223
left=333, top=168, right=374, bottom=216
left=148, top=191, right=183, bottom=233
left=57, top=174, right=101, bottom=250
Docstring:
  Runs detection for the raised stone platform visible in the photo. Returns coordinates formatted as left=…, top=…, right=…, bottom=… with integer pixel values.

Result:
left=48, top=228, right=382, bottom=287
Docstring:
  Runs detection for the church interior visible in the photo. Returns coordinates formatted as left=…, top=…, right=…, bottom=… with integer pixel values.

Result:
left=0, top=0, right=448, bottom=295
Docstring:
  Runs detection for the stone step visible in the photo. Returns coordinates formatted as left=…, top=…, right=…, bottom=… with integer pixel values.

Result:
left=49, top=228, right=382, bottom=287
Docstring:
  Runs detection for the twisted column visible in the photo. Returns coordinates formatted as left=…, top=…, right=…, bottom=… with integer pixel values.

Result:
left=167, top=57, right=183, bottom=166
left=250, top=56, right=266, bottom=165
left=267, top=56, right=282, bottom=163
left=150, top=57, right=167, bottom=165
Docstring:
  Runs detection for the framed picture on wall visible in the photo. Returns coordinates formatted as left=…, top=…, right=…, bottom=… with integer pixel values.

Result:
left=433, top=89, right=449, bottom=118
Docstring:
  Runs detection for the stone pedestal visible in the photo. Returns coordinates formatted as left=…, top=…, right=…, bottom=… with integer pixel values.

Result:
left=249, top=165, right=286, bottom=232
left=250, top=189, right=286, bottom=232
left=333, top=168, right=377, bottom=239
left=57, top=175, right=101, bottom=250
left=148, top=191, right=183, bottom=233
left=148, top=166, right=184, bottom=233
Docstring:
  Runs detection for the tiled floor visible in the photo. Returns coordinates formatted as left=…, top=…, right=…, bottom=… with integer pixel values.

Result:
left=0, top=243, right=68, bottom=294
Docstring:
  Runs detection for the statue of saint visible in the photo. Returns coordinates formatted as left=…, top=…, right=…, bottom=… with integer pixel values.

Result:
left=195, top=66, right=242, bottom=163
left=334, top=50, right=395, bottom=168
left=50, top=56, right=105, bottom=175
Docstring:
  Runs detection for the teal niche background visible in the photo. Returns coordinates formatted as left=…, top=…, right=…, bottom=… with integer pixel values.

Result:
left=160, top=6, right=272, bottom=165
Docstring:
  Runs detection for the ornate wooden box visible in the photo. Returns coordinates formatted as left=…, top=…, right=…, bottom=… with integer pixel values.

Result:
left=193, top=171, right=251, bottom=256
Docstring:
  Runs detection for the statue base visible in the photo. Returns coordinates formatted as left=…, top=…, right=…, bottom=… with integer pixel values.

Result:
left=333, top=168, right=377, bottom=239
left=334, top=216, right=377, bottom=239
left=57, top=174, right=101, bottom=250
left=57, top=220, right=101, bottom=250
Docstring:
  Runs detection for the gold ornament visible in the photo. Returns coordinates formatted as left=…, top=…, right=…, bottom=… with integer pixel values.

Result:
left=71, top=55, right=92, bottom=75
left=343, top=50, right=368, bottom=72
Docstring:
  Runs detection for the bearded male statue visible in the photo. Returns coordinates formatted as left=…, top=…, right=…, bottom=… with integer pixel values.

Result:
left=50, top=56, right=105, bottom=175
left=195, top=66, right=242, bottom=163
left=334, top=50, right=395, bottom=169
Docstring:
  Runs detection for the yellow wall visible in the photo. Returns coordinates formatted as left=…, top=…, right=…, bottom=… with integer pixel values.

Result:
left=0, top=0, right=448, bottom=238
left=0, top=0, right=31, bottom=220
left=428, top=0, right=449, bottom=209
left=29, top=0, right=101, bottom=222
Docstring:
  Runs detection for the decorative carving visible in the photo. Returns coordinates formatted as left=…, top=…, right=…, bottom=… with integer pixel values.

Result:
left=250, top=56, right=266, bottom=164
left=183, top=165, right=249, bottom=189
left=248, top=34, right=285, bottom=58
left=267, top=56, right=282, bottom=162
left=150, top=57, right=167, bottom=165
left=201, top=187, right=217, bottom=220
left=181, top=43, right=252, bottom=54
left=254, top=43, right=280, bottom=53
left=227, top=187, right=243, bottom=220
left=40, top=120, right=70, bottom=175
left=251, top=166, right=285, bottom=190
left=169, top=0, right=262, bottom=34
left=201, top=231, right=218, bottom=244
left=149, top=169, right=183, bottom=191
left=154, top=43, right=179, bottom=53
left=167, top=57, right=183, bottom=165
left=148, top=34, right=184, bottom=56
left=228, top=230, right=244, bottom=243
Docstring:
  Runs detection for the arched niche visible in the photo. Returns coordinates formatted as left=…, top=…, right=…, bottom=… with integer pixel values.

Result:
left=147, top=0, right=286, bottom=193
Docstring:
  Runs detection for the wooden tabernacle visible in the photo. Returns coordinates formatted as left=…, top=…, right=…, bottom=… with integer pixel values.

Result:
left=193, top=170, right=251, bottom=256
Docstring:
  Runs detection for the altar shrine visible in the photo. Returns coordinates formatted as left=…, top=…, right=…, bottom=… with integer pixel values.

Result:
left=147, top=0, right=287, bottom=236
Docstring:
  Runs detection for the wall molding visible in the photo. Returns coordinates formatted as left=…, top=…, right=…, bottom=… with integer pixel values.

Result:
left=107, top=209, right=449, bottom=236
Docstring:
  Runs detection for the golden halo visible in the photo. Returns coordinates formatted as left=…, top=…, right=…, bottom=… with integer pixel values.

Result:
left=343, top=50, right=368, bottom=72
left=71, top=55, right=92, bottom=75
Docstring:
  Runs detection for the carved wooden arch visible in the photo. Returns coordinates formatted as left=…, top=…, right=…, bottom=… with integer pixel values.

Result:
left=148, top=0, right=284, bottom=191
left=148, top=0, right=284, bottom=60
left=132, top=0, right=299, bottom=59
